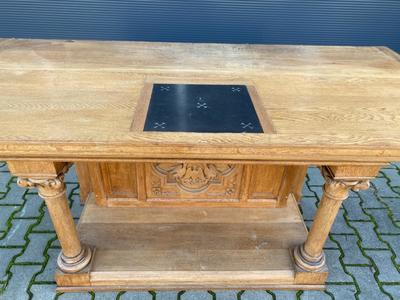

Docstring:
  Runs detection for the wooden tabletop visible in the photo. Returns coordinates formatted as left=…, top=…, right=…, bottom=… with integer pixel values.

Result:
left=1, top=38, right=400, bottom=163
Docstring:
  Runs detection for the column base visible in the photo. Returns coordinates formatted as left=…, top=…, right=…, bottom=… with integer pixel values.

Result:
left=57, top=244, right=93, bottom=273
left=293, top=244, right=326, bottom=272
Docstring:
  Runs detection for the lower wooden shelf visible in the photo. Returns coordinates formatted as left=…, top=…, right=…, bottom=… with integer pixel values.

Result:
left=56, top=194, right=327, bottom=291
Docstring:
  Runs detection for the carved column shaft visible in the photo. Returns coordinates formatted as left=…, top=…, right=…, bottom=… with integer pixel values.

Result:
left=294, top=166, right=370, bottom=271
left=18, top=173, right=92, bottom=273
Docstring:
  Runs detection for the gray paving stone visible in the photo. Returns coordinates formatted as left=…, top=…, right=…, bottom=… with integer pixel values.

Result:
left=58, top=292, right=93, bottom=299
left=381, top=169, right=400, bottom=187
left=0, top=219, right=36, bottom=246
left=366, top=209, right=400, bottom=234
left=119, top=291, right=152, bottom=299
left=0, top=171, right=11, bottom=193
left=372, top=178, right=399, bottom=198
left=330, top=235, right=369, bottom=265
left=382, top=284, right=400, bottom=299
left=65, top=183, right=79, bottom=199
left=325, top=249, right=353, bottom=283
left=302, top=184, right=315, bottom=197
left=0, top=248, right=21, bottom=280
left=0, top=169, right=10, bottom=182
left=34, top=209, right=55, bottom=232
left=16, top=233, right=54, bottom=263
left=0, top=205, right=18, bottom=231
left=70, top=194, right=84, bottom=219
left=343, top=197, right=370, bottom=221
left=300, top=196, right=317, bottom=220
left=300, top=290, right=332, bottom=299
left=1, top=185, right=25, bottom=205
left=64, top=165, right=77, bottom=182
left=349, top=221, right=387, bottom=249
left=346, top=266, right=390, bottom=300
left=181, top=291, right=212, bottom=300
left=325, top=284, right=356, bottom=299
left=153, top=291, right=179, bottom=300
left=93, top=291, right=121, bottom=299
left=381, top=198, right=400, bottom=221
left=35, top=248, right=58, bottom=281
left=30, top=284, right=57, bottom=300
left=325, top=235, right=339, bottom=249
left=213, top=290, right=238, bottom=299
left=270, top=290, right=297, bottom=299
left=15, top=193, right=43, bottom=218
left=0, top=265, right=41, bottom=300
left=380, top=235, right=400, bottom=265
left=393, top=186, right=400, bottom=195
left=359, top=190, right=386, bottom=208
left=307, top=168, right=324, bottom=186
left=240, top=290, right=273, bottom=300
left=308, top=186, right=323, bottom=199
left=365, top=250, right=400, bottom=282
left=51, top=239, right=60, bottom=248
left=330, top=209, right=354, bottom=234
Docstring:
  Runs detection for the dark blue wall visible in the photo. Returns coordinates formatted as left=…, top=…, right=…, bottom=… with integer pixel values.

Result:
left=0, top=0, right=399, bottom=51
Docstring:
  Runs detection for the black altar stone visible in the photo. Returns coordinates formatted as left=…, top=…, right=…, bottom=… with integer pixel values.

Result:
left=144, top=84, right=263, bottom=133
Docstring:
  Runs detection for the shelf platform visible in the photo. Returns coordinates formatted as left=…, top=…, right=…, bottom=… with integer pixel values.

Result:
left=55, top=194, right=327, bottom=292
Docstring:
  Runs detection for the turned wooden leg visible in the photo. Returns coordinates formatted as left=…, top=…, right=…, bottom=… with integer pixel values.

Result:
left=15, top=164, right=92, bottom=273
left=294, top=166, right=371, bottom=272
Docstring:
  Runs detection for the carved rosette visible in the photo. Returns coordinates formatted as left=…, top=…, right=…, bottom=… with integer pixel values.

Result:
left=153, top=163, right=235, bottom=193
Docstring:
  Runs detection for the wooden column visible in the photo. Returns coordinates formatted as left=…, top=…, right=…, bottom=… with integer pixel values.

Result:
left=7, top=161, right=92, bottom=273
left=294, top=165, right=378, bottom=273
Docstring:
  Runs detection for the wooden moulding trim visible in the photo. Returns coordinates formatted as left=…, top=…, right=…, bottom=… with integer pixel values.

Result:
left=246, top=85, right=276, bottom=134
left=130, top=80, right=276, bottom=134
left=1, top=154, right=392, bottom=166
left=130, top=82, right=154, bottom=131
left=0, top=143, right=399, bottom=163
left=56, top=283, right=326, bottom=292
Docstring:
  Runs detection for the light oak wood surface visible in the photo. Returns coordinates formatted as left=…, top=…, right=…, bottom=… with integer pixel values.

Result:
left=1, top=40, right=394, bottom=291
left=85, top=162, right=304, bottom=208
left=55, top=193, right=312, bottom=289
left=0, top=39, right=400, bottom=163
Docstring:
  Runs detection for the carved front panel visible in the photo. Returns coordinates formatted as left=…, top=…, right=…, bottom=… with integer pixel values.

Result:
left=99, top=162, right=138, bottom=198
left=247, top=165, right=285, bottom=200
left=87, top=162, right=305, bottom=207
left=145, top=163, right=242, bottom=201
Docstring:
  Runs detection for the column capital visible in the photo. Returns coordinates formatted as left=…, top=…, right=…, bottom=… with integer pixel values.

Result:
left=17, top=174, right=66, bottom=199
left=320, top=166, right=370, bottom=201
left=16, top=163, right=72, bottom=199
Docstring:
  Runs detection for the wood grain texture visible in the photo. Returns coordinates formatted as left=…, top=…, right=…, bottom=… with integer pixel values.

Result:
left=86, top=162, right=304, bottom=207
left=294, top=165, right=380, bottom=273
left=8, top=161, right=93, bottom=273
left=0, top=39, right=400, bottom=163
left=55, top=193, right=316, bottom=289
left=75, top=162, right=91, bottom=203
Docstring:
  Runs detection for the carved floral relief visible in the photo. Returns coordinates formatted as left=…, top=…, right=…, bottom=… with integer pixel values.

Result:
left=147, top=163, right=241, bottom=199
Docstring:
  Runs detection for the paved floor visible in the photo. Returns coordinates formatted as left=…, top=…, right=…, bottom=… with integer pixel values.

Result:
left=0, top=162, right=399, bottom=299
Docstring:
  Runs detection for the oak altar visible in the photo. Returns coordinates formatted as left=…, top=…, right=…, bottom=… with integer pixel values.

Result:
left=1, top=39, right=400, bottom=291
